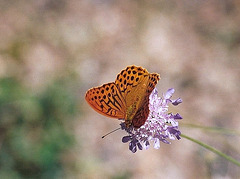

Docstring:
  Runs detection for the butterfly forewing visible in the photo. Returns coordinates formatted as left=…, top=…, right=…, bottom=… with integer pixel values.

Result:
left=115, top=66, right=149, bottom=100
left=147, top=73, right=160, bottom=94
left=85, top=82, right=126, bottom=119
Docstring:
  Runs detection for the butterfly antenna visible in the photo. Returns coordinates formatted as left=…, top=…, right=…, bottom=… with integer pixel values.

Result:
left=102, top=127, right=121, bottom=139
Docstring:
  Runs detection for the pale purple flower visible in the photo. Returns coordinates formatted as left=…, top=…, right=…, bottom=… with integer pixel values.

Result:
left=121, top=88, right=182, bottom=153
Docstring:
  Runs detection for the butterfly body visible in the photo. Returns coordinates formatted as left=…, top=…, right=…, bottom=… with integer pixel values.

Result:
left=85, top=65, right=160, bottom=128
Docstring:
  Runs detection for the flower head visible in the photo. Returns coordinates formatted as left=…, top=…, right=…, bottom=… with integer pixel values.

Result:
left=121, top=88, right=182, bottom=153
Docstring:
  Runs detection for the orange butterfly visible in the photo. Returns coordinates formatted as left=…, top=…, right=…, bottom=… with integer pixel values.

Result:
left=85, top=65, right=160, bottom=128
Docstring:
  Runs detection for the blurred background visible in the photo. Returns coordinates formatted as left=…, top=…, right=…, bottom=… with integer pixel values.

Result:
left=0, top=0, right=240, bottom=178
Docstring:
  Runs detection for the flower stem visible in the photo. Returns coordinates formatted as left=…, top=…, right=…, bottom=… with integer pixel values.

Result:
left=181, top=123, right=240, bottom=136
left=180, top=133, right=240, bottom=167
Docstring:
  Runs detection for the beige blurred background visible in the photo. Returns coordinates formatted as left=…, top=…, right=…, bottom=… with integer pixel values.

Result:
left=0, top=0, right=240, bottom=178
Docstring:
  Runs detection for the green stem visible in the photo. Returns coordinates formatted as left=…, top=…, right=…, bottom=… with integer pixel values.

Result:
left=181, top=123, right=240, bottom=135
left=180, top=133, right=240, bottom=167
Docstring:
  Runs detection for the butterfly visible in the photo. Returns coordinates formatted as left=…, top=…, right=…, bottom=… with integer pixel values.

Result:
left=85, top=65, right=160, bottom=128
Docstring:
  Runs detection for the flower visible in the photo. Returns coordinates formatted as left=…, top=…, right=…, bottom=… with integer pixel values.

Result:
left=121, top=88, right=182, bottom=153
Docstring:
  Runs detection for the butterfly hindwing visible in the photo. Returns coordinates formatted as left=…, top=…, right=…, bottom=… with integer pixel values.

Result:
left=132, top=96, right=150, bottom=128
left=132, top=73, right=160, bottom=128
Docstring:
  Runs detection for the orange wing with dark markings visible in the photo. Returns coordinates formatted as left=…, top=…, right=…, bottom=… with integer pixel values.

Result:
left=85, top=82, right=126, bottom=119
left=115, top=66, right=149, bottom=100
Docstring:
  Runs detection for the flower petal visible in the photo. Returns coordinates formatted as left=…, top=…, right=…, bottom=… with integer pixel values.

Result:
left=143, top=141, right=150, bottom=150
left=129, top=141, right=137, bottom=153
left=137, top=142, right=143, bottom=150
left=173, top=113, right=182, bottom=120
left=172, top=98, right=182, bottom=105
left=164, top=88, right=175, bottom=99
left=122, top=136, right=131, bottom=143
left=153, top=138, right=160, bottom=149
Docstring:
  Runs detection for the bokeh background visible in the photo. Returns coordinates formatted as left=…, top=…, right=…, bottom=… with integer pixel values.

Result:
left=0, top=0, right=240, bottom=178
